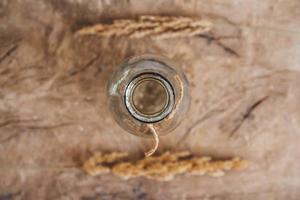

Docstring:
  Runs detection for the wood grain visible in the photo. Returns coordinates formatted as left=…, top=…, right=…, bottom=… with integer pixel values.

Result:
left=0, top=0, right=300, bottom=199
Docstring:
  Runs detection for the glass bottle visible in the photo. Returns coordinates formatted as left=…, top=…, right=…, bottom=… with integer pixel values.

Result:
left=107, top=54, right=190, bottom=138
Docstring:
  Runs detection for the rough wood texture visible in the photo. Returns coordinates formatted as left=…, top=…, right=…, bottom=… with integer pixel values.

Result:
left=0, top=0, right=300, bottom=199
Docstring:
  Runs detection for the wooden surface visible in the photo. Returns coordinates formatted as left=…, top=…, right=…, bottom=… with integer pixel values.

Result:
left=0, top=0, right=300, bottom=199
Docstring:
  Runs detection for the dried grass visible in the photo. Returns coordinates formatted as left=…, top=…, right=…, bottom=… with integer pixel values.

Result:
left=83, top=151, right=249, bottom=181
left=77, top=15, right=212, bottom=39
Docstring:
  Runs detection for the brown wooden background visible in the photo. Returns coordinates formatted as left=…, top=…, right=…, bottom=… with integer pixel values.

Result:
left=0, top=0, right=300, bottom=199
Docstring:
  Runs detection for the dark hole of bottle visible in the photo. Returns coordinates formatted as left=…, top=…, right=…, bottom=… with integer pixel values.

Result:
left=132, top=78, right=169, bottom=116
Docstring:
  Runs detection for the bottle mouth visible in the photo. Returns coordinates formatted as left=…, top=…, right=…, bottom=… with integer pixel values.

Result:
left=125, top=73, right=175, bottom=123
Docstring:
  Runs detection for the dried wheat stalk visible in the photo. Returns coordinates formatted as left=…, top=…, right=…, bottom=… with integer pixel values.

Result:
left=82, top=151, right=249, bottom=181
left=77, top=16, right=212, bottom=39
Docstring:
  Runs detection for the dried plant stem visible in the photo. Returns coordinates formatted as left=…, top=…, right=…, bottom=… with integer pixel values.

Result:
left=82, top=151, right=249, bottom=181
left=76, top=15, right=212, bottom=39
left=144, top=124, right=159, bottom=157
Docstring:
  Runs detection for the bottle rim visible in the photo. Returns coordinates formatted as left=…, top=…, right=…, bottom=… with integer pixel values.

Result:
left=124, top=73, right=175, bottom=123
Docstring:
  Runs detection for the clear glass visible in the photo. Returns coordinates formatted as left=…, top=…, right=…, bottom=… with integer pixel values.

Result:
left=107, top=54, right=190, bottom=137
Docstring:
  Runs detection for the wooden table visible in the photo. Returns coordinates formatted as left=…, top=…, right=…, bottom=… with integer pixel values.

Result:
left=0, top=0, right=300, bottom=199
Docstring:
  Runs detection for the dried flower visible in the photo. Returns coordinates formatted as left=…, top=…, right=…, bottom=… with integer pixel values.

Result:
left=77, top=16, right=212, bottom=39
left=82, top=151, right=249, bottom=181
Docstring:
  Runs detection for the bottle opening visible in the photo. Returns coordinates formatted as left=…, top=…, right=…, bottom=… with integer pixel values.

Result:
left=132, top=78, right=169, bottom=116
left=125, top=73, right=175, bottom=123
